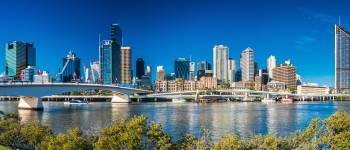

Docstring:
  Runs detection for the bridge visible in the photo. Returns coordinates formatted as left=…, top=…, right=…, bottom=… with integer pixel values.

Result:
left=133, top=89, right=344, bottom=102
left=0, top=82, right=151, bottom=109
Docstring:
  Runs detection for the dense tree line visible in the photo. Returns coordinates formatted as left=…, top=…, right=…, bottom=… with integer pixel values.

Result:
left=0, top=111, right=350, bottom=150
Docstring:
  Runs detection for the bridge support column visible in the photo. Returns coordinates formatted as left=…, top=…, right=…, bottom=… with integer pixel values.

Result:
left=18, top=96, right=43, bottom=110
left=111, top=94, right=131, bottom=103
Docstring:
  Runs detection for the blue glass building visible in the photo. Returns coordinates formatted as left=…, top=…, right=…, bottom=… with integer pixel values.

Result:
left=111, top=24, right=122, bottom=83
left=100, top=40, right=113, bottom=84
left=5, top=41, right=36, bottom=80
left=335, top=24, right=350, bottom=93
left=62, top=51, right=81, bottom=82
left=174, top=58, right=190, bottom=80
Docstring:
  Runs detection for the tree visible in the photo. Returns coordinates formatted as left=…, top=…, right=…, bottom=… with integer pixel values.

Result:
left=146, top=123, right=172, bottom=149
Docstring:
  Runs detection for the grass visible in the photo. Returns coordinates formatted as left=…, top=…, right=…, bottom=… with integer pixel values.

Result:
left=0, top=145, right=8, bottom=150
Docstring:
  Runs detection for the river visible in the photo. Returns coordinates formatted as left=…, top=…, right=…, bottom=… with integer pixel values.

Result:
left=0, top=101, right=349, bottom=141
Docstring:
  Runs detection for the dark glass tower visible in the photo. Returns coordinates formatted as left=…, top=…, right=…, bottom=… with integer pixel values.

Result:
left=111, top=24, right=122, bottom=83
left=335, top=24, right=350, bottom=93
left=136, top=58, right=145, bottom=79
left=62, top=51, right=81, bottom=82
left=174, top=58, right=190, bottom=80
left=5, top=41, right=36, bottom=80
left=197, top=61, right=211, bottom=80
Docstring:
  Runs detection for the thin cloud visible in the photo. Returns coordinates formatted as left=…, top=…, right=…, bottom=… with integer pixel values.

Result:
left=295, top=36, right=316, bottom=46
left=297, top=7, right=335, bottom=24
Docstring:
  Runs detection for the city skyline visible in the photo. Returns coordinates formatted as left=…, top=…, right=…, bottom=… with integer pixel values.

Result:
left=0, top=0, right=348, bottom=86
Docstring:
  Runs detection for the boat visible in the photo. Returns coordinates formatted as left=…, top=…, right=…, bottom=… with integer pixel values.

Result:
left=281, top=97, right=294, bottom=104
left=242, top=97, right=255, bottom=102
left=261, top=95, right=276, bottom=103
left=64, top=99, right=88, bottom=105
left=262, top=98, right=276, bottom=103
left=172, top=98, right=186, bottom=103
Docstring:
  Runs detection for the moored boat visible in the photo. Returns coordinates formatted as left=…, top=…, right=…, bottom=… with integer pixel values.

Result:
left=64, top=99, right=88, bottom=105
left=281, top=97, right=294, bottom=104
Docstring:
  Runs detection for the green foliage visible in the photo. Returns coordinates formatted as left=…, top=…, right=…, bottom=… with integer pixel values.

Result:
left=95, top=115, right=147, bottom=150
left=1, top=111, right=350, bottom=150
left=39, top=128, right=94, bottom=150
left=147, top=123, right=172, bottom=149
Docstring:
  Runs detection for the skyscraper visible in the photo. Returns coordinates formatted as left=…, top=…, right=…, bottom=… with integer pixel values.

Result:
left=5, top=41, right=36, bottom=80
left=228, top=58, right=236, bottom=83
left=100, top=40, right=113, bottom=84
left=136, top=58, right=145, bottom=79
left=120, top=46, right=132, bottom=84
left=174, top=58, right=190, bottom=80
left=111, top=24, right=122, bottom=83
left=156, top=66, right=165, bottom=81
left=240, top=47, right=255, bottom=81
left=197, top=61, right=211, bottom=80
left=90, top=61, right=100, bottom=84
left=62, top=51, right=81, bottom=82
left=189, top=62, right=196, bottom=80
left=335, top=24, right=350, bottom=93
left=146, top=66, right=152, bottom=77
left=213, top=45, right=229, bottom=82
left=267, top=55, right=276, bottom=79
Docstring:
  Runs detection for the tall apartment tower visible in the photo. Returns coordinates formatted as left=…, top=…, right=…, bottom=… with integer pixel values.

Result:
left=5, top=41, right=36, bottom=80
left=120, top=46, right=132, bottom=84
left=228, top=58, right=236, bottom=83
left=335, top=24, right=350, bottom=93
left=267, top=55, right=276, bottom=79
left=213, top=45, right=229, bottom=82
left=111, top=24, right=122, bottom=83
left=136, top=58, right=145, bottom=79
left=156, top=66, right=165, bottom=81
left=240, top=47, right=255, bottom=81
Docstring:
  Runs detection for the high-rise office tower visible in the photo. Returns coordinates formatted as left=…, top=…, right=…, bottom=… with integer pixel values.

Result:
left=156, top=66, right=165, bottom=81
left=62, top=51, right=81, bottom=82
left=189, top=62, right=195, bottom=80
left=240, top=47, right=255, bottom=81
left=111, top=24, right=122, bottom=83
left=174, top=58, right=190, bottom=80
left=5, top=41, right=36, bottom=80
left=100, top=40, right=113, bottom=84
left=335, top=24, right=350, bottom=93
left=267, top=55, right=276, bottom=79
left=213, top=45, right=229, bottom=82
left=228, top=58, right=236, bottom=83
left=22, top=66, right=37, bottom=82
left=120, top=46, right=132, bottom=84
left=136, top=58, right=145, bottom=79
left=197, top=61, right=211, bottom=80
left=273, top=60, right=296, bottom=91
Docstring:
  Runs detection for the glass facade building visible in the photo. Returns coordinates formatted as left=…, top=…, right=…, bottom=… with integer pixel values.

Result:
left=174, top=58, right=190, bottom=80
left=213, top=45, right=229, bottom=82
left=100, top=40, right=113, bottom=84
left=5, top=41, right=36, bottom=80
left=62, top=51, right=81, bottom=82
left=136, top=58, right=145, bottom=79
left=111, top=24, right=122, bottom=83
left=335, top=24, right=350, bottom=93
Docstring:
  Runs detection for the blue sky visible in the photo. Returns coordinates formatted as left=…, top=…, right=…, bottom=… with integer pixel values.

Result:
left=0, top=0, right=348, bottom=86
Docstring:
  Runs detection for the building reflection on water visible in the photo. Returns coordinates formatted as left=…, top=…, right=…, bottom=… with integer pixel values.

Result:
left=0, top=101, right=348, bottom=140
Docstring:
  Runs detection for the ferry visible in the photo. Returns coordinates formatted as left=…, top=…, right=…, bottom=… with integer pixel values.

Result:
left=261, top=98, right=276, bottom=103
left=261, top=95, right=276, bottom=103
left=172, top=98, right=186, bottom=103
left=281, top=97, right=294, bottom=104
left=64, top=99, right=88, bottom=105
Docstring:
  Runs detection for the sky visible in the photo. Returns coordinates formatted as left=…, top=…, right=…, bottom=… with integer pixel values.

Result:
left=0, top=0, right=349, bottom=86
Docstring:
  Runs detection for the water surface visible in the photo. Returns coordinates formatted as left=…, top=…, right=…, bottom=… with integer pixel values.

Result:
left=0, top=101, right=348, bottom=141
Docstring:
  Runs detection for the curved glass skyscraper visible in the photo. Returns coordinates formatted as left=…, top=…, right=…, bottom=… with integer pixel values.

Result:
left=335, top=24, right=350, bottom=93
